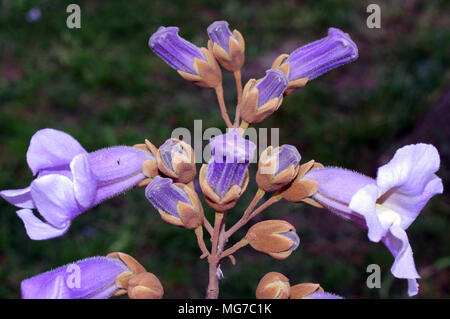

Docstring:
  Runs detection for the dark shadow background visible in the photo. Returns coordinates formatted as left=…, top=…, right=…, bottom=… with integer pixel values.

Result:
left=0, top=0, right=449, bottom=298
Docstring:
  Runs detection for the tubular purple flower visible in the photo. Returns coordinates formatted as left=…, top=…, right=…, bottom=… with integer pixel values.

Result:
left=255, top=69, right=288, bottom=108
left=145, top=176, right=191, bottom=218
left=285, top=28, right=358, bottom=81
left=200, top=130, right=256, bottom=211
left=206, top=130, right=256, bottom=197
left=149, top=26, right=206, bottom=75
left=302, top=143, right=443, bottom=296
left=145, top=176, right=204, bottom=229
left=207, top=21, right=234, bottom=54
left=21, top=256, right=130, bottom=299
left=0, top=128, right=154, bottom=240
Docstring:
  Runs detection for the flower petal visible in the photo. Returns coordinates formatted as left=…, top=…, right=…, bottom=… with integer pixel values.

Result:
left=21, top=256, right=129, bottom=299
left=0, top=186, right=35, bottom=209
left=349, top=183, right=387, bottom=242
left=70, top=154, right=96, bottom=209
left=382, top=225, right=420, bottom=296
left=376, top=144, right=443, bottom=228
left=30, top=175, right=80, bottom=228
left=16, top=209, right=71, bottom=240
left=27, top=128, right=87, bottom=175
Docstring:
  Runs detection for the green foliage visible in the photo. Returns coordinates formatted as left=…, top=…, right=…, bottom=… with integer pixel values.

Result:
left=0, top=0, right=448, bottom=298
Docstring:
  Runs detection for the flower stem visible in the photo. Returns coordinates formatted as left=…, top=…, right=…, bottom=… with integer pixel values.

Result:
left=215, top=86, right=233, bottom=128
left=225, top=188, right=265, bottom=239
left=233, top=70, right=243, bottom=127
left=206, top=211, right=226, bottom=299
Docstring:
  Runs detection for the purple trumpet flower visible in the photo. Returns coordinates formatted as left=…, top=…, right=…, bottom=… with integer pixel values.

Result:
left=207, top=21, right=234, bottom=54
left=0, top=128, right=154, bottom=240
left=149, top=26, right=206, bottom=75
left=255, top=69, right=288, bottom=107
left=273, top=144, right=301, bottom=176
left=21, top=256, right=129, bottom=299
left=205, top=130, right=256, bottom=198
left=285, top=27, right=358, bottom=81
left=302, top=143, right=443, bottom=296
left=145, top=176, right=191, bottom=218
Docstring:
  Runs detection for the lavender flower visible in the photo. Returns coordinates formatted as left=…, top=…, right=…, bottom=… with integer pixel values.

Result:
left=0, top=128, right=154, bottom=240
left=254, top=69, right=288, bottom=108
left=207, top=20, right=245, bottom=73
left=257, top=144, right=301, bottom=192
left=149, top=26, right=206, bottom=75
left=207, top=21, right=234, bottom=54
left=285, top=28, right=358, bottom=81
left=145, top=176, right=204, bottom=229
left=302, top=143, right=443, bottom=296
left=206, top=130, right=256, bottom=197
left=146, top=176, right=191, bottom=219
left=21, top=256, right=130, bottom=299
left=156, top=138, right=196, bottom=183
left=303, top=291, right=344, bottom=299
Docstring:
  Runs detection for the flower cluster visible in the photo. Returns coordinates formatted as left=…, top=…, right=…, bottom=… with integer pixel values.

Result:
left=1, top=20, right=443, bottom=299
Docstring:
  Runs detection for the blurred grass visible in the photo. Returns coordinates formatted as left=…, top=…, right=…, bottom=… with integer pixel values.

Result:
left=0, top=0, right=449, bottom=298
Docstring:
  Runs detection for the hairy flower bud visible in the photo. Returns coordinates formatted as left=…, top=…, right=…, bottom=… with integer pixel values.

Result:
left=256, top=272, right=290, bottom=299
left=280, top=160, right=324, bottom=206
left=256, top=145, right=301, bottom=192
left=156, top=138, right=196, bottom=183
left=146, top=176, right=204, bottom=229
left=149, top=26, right=222, bottom=88
left=240, top=69, right=288, bottom=123
left=247, top=220, right=300, bottom=260
left=272, top=28, right=358, bottom=95
left=200, top=130, right=256, bottom=211
left=207, top=20, right=245, bottom=72
left=289, top=283, right=324, bottom=299
left=127, top=272, right=164, bottom=299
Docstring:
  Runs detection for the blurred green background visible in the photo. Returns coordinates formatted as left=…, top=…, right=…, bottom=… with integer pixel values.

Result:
left=0, top=0, right=449, bottom=299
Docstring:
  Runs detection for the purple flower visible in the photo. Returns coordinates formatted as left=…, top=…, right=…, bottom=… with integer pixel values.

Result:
left=284, top=28, right=358, bottom=82
left=254, top=69, right=288, bottom=108
left=302, top=144, right=443, bottom=296
left=149, top=26, right=206, bottom=75
left=146, top=176, right=191, bottom=218
left=205, top=130, right=256, bottom=198
left=21, top=256, right=130, bottom=299
left=303, top=291, right=343, bottom=299
left=207, top=21, right=234, bottom=54
left=0, top=128, right=154, bottom=240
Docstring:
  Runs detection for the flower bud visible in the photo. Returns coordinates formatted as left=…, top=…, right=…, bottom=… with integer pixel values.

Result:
left=280, top=160, right=324, bottom=206
left=256, top=145, right=301, bottom=192
left=289, top=283, right=324, bottom=299
left=256, top=272, right=290, bottom=299
left=207, top=20, right=245, bottom=72
left=149, top=26, right=222, bottom=88
left=127, top=272, right=164, bottom=299
left=272, top=28, right=358, bottom=95
left=240, top=69, right=288, bottom=123
left=146, top=176, right=204, bottom=229
left=246, top=220, right=300, bottom=260
left=156, top=138, right=196, bottom=183
left=199, top=130, right=256, bottom=211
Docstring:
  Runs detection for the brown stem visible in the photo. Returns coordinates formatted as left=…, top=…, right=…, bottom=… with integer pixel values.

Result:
left=221, top=238, right=249, bottom=260
left=215, top=86, right=233, bottom=128
left=247, top=194, right=282, bottom=220
left=206, top=212, right=226, bottom=299
left=194, top=226, right=210, bottom=259
left=233, top=70, right=243, bottom=127
left=225, top=189, right=265, bottom=239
